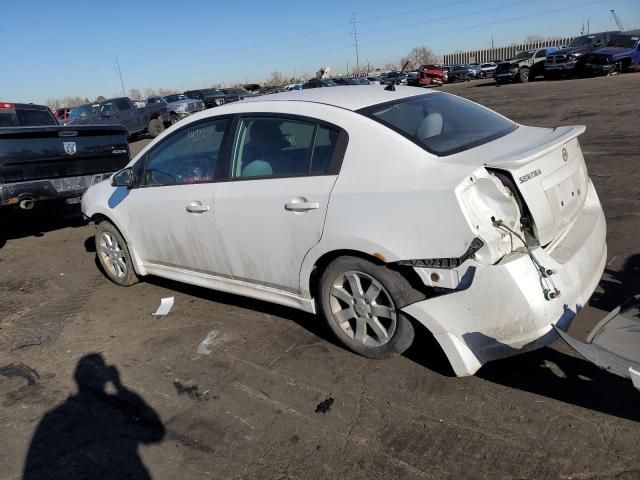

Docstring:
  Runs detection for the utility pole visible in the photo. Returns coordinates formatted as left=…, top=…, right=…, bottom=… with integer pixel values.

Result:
left=346, top=59, right=349, bottom=75
left=351, top=13, right=360, bottom=73
left=587, top=18, right=590, bottom=34
left=115, top=56, right=126, bottom=97
left=491, top=34, right=494, bottom=49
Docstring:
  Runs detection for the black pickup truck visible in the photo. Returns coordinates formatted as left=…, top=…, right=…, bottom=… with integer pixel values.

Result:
left=65, top=97, right=170, bottom=138
left=0, top=102, right=129, bottom=210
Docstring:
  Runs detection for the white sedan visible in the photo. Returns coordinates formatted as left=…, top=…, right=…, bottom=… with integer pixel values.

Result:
left=81, top=85, right=606, bottom=376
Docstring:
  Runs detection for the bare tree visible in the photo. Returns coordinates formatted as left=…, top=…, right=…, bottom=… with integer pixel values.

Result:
left=143, top=87, right=157, bottom=98
left=400, top=46, right=438, bottom=70
left=95, top=96, right=106, bottom=102
left=46, top=98, right=61, bottom=110
left=383, top=62, right=398, bottom=71
left=128, top=88, right=142, bottom=100
left=264, top=71, right=286, bottom=87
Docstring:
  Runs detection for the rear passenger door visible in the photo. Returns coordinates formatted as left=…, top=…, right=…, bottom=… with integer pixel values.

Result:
left=213, top=115, right=347, bottom=293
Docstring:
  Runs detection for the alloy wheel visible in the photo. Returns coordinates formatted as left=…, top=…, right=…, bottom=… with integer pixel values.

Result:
left=329, top=271, right=397, bottom=347
left=98, top=232, right=128, bottom=279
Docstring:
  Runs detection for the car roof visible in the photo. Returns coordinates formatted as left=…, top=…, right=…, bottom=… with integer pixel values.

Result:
left=244, top=85, right=432, bottom=111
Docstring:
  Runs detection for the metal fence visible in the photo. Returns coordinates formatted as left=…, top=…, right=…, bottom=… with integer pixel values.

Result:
left=442, top=38, right=574, bottom=65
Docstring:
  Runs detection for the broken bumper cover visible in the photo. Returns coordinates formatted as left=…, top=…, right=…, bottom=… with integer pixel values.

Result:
left=0, top=173, right=114, bottom=207
left=402, top=181, right=607, bottom=376
left=554, top=298, right=640, bottom=391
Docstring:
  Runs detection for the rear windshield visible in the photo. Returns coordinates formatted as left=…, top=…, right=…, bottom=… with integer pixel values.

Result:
left=358, top=93, right=517, bottom=156
left=0, top=107, right=57, bottom=127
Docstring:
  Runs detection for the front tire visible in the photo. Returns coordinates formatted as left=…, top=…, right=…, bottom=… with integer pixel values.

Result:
left=519, top=67, right=530, bottom=83
left=318, top=256, right=419, bottom=359
left=95, top=221, right=139, bottom=287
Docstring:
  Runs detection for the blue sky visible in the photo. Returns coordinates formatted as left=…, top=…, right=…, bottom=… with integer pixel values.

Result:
left=2, top=0, right=639, bottom=103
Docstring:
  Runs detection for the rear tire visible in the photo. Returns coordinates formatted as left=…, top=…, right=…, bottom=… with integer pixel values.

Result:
left=318, top=256, right=421, bottom=359
left=170, top=113, right=179, bottom=125
left=147, top=118, right=164, bottom=138
left=95, top=221, right=139, bottom=287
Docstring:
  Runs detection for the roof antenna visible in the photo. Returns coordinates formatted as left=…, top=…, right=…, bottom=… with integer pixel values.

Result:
left=385, top=61, right=410, bottom=91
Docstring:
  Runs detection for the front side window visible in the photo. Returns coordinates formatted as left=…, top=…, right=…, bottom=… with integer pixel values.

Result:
left=142, top=119, right=229, bottom=186
left=230, top=117, right=339, bottom=178
left=358, top=92, right=517, bottom=156
left=535, top=50, right=547, bottom=58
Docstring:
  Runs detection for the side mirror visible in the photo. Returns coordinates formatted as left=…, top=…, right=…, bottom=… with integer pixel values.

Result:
left=111, top=168, right=135, bottom=188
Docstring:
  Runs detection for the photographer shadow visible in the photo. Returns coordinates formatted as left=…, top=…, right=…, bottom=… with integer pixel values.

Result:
left=23, top=353, right=165, bottom=480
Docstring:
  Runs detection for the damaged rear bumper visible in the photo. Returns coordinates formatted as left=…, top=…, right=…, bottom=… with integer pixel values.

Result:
left=402, top=180, right=606, bottom=376
left=554, top=297, right=640, bottom=391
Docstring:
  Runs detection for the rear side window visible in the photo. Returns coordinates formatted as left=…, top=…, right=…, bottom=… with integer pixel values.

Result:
left=230, top=117, right=339, bottom=178
left=0, top=110, right=18, bottom=127
left=114, top=99, right=131, bottom=110
left=14, top=108, right=57, bottom=126
left=358, top=93, right=517, bottom=156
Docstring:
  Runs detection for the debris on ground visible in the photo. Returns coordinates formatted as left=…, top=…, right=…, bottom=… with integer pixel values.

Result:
left=315, top=397, right=334, bottom=414
left=173, top=379, right=209, bottom=401
left=196, top=330, right=219, bottom=355
left=0, top=363, right=40, bottom=386
left=152, top=297, right=174, bottom=316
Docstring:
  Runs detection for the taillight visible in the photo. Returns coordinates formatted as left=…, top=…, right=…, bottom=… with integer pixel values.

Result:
left=0, top=102, right=15, bottom=109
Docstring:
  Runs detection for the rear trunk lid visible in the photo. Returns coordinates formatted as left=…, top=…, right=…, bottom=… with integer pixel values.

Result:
left=0, top=125, right=129, bottom=183
left=451, top=125, right=589, bottom=246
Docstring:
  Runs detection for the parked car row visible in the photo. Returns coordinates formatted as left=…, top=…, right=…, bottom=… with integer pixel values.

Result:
left=495, top=30, right=640, bottom=83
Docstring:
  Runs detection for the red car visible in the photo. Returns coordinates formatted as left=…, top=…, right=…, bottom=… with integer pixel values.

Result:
left=54, top=107, right=70, bottom=123
left=418, top=64, right=446, bottom=87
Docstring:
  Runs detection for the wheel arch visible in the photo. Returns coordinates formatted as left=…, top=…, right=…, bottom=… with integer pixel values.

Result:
left=304, top=247, right=430, bottom=306
left=91, top=212, right=147, bottom=276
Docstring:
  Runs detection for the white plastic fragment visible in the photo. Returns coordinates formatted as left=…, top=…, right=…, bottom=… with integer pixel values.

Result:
left=630, top=367, right=640, bottom=391
left=197, top=330, right=219, bottom=355
left=152, top=297, right=174, bottom=316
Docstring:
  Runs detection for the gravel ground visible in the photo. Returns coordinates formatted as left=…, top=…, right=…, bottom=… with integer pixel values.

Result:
left=1, top=74, right=639, bottom=480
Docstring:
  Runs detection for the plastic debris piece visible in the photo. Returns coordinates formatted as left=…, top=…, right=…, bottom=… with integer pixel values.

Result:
left=152, top=297, right=174, bottom=316
left=0, top=363, right=39, bottom=386
left=196, top=330, right=219, bottom=355
left=173, top=379, right=209, bottom=401
left=630, top=367, right=640, bottom=391
left=315, top=397, right=334, bottom=414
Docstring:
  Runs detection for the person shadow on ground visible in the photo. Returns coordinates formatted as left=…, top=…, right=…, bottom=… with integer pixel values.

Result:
left=23, top=353, right=165, bottom=480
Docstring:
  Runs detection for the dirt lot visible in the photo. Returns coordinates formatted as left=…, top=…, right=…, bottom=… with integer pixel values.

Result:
left=1, top=75, right=639, bottom=480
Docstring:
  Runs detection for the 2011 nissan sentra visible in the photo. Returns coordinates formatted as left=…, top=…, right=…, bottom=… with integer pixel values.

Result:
left=81, top=85, right=607, bottom=376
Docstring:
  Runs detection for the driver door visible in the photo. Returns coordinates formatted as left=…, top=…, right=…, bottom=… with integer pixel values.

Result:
left=127, top=118, right=231, bottom=276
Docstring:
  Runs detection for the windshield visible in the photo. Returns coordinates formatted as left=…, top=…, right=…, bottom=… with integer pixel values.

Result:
left=69, top=104, right=95, bottom=119
left=358, top=92, right=517, bottom=156
left=164, top=94, right=187, bottom=103
left=607, top=35, right=639, bottom=48
left=512, top=50, right=535, bottom=60
left=570, top=35, right=595, bottom=47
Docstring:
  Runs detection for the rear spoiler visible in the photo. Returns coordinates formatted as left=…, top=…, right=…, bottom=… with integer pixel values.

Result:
left=486, top=125, right=586, bottom=168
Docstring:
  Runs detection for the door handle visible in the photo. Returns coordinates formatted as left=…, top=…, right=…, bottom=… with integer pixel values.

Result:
left=285, top=198, right=320, bottom=212
left=186, top=202, right=210, bottom=213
